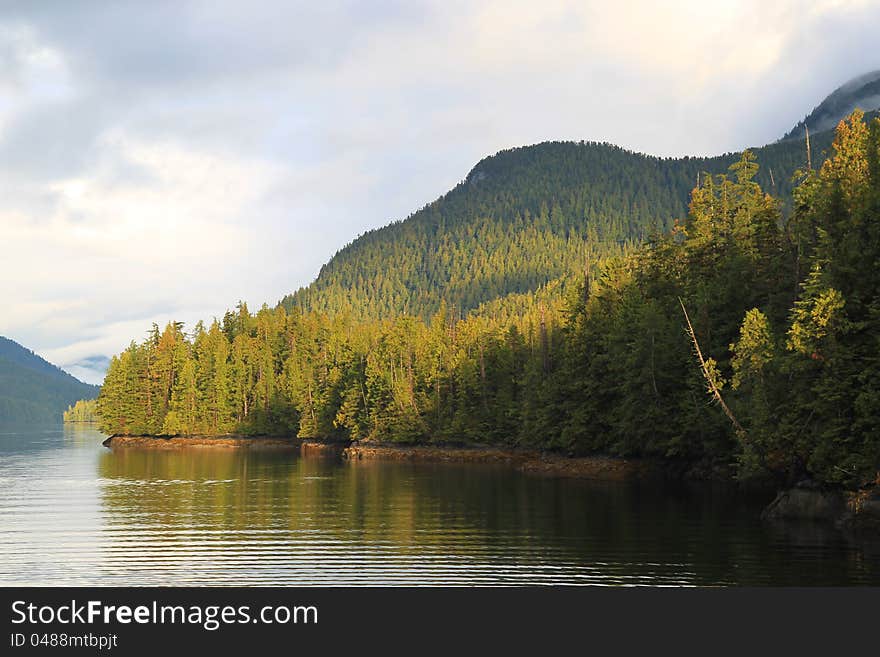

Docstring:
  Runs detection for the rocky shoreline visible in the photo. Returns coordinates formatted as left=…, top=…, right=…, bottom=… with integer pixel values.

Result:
left=342, top=442, right=656, bottom=480
left=343, top=443, right=536, bottom=464
left=518, top=453, right=660, bottom=480
left=101, top=435, right=301, bottom=449
left=761, top=479, right=880, bottom=534
left=102, top=436, right=654, bottom=480
left=301, top=439, right=350, bottom=457
left=99, top=435, right=878, bottom=532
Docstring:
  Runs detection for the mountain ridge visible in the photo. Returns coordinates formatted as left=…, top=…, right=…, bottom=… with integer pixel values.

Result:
left=783, top=70, right=880, bottom=140
left=280, top=122, right=842, bottom=321
left=0, top=336, right=100, bottom=425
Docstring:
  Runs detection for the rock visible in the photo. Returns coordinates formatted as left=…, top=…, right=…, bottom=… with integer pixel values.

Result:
left=860, top=498, right=880, bottom=517
left=517, top=454, right=655, bottom=480
left=341, top=443, right=535, bottom=465
left=761, top=487, right=846, bottom=522
left=340, top=443, right=658, bottom=480
left=839, top=494, right=880, bottom=534
left=300, top=440, right=349, bottom=458
left=860, top=499, right=880, bottom=521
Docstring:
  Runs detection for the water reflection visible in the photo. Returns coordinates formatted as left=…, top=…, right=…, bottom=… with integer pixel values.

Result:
left=95, top=445, right=880, bottom=586
left=0, top=427, right=878, bottom=585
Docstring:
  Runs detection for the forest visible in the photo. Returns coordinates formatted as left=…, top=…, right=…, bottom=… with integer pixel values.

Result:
left=279, top=116, right=871, bottom=321
left=63, top=399, right=100, bottom=423
left=97, top=111, right=880, bottom=489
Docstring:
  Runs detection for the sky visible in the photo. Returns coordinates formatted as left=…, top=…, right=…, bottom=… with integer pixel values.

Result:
left=1, top=0, right=879, bottom=384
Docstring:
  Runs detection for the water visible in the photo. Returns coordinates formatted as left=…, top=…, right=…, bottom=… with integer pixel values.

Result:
left=1, top=426, right=878, bottom=586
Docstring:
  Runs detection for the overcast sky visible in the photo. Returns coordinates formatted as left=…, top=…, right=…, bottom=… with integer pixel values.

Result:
left=2, top=0, right=879, bottom=384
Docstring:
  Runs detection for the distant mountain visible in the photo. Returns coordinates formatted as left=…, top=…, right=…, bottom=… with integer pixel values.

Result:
left=783, top=70, right=880, bottom=140
left=0, top=336, right=100, bottom=425
left=281, top=117, right=848, bottom=321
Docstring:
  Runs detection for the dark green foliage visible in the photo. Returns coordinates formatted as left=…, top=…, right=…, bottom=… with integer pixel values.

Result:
left=99, top=112, right=880, bottom=490
left=0, top=336, right=100, bottom=425
left=281, top=127, right=845, bottom=321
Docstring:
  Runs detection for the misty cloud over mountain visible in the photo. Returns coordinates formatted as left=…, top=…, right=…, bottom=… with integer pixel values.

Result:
left=784, top=69, right=880, bottom=139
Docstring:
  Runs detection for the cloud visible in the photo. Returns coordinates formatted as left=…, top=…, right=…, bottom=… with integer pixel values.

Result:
left=1, top=1, right=879, bottom=383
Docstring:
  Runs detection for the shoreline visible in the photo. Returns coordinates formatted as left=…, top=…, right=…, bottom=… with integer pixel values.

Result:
left=98, top=435, right=878, bottom=530
left=342, top=442, right=658, bottom=480
left=101, top=435, right=656, bottom=480
left=102, top=435, right=301, bottom=449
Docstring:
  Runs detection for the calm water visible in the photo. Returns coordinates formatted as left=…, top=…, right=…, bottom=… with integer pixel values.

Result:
left=0, top=426, right=878, bottom=586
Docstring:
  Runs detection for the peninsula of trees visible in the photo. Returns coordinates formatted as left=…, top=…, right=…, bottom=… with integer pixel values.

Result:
left=63, top=399, right=100, bottom=423
left=97, top=111, right=880, bottom=489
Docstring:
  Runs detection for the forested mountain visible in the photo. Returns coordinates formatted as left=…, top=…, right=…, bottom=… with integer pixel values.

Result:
left=99, top=110, right=880, bottom=490
left=0, top=337, right=101, bottom=425
left=783, top=71, right=880, bottom=140
left=280, top=118, right=851, bottom=321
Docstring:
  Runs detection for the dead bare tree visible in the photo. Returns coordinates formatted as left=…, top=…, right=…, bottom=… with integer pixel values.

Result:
left=678, top=297, right=745, bottom=436
left=805, top=125, right=812, bottom=171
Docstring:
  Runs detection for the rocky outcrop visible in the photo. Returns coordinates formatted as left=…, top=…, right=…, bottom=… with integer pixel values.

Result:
left=761, top=479, right=880, bottom=535
left=518, top=454, right=656, bottom=480
left=840, top=486, right=880, bottom=533
left=343, top=443, right=654, bottom=480
left=102, top=435, right=301, bottom=449
left=343, top=443, right=536, bottom=464
left=300, top=440, right=350, bottom=458
left=761, top=482, right=846, bottom=522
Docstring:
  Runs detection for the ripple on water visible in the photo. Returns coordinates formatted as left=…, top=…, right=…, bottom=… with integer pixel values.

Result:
left=0, top=427, right=878, bottom=586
